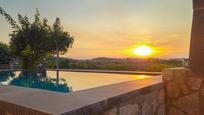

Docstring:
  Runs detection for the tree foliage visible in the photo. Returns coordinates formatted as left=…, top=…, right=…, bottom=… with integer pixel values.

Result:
left=51, top=18, right=74, bottom=55
left=46, top=57, right=184, bottom=72
left=0, top=7, right=19, bottom=30
left=0, top=42, right=11, bottom=64
left=0, top=7, right=74, bottom=69
left=9, top=9, right=53, bottom=69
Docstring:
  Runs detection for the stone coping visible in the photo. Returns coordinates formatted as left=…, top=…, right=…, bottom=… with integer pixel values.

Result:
left=47, top=69, right=162, bottom=76
left=0, top=69, right=21, bottom=72
left=0, top=76, right=163, bottom=115
left=0, top=69, right=162, bottom=75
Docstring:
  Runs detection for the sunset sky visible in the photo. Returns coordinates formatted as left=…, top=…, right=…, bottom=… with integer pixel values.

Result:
left=0, top=0, right=192, bottom=59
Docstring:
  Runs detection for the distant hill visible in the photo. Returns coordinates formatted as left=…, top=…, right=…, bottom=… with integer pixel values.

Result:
left=45, top=57, right=188, bottom=72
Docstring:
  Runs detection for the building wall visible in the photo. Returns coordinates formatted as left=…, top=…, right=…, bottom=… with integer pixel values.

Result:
left=163, top=68, right=202, bottom=115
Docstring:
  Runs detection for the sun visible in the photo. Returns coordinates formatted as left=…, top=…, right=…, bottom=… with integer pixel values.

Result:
left=133, top=45, right=153, bottom=57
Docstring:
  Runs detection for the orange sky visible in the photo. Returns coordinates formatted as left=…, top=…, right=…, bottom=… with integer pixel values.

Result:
left=0, top=0, right=193, bottom=59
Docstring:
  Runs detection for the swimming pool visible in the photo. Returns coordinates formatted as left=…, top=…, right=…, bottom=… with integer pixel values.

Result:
left=0, top=70, right=155, bottom=93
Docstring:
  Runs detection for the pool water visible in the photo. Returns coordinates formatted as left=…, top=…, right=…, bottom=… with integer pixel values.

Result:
left=0, top=71, right=153, bottom=93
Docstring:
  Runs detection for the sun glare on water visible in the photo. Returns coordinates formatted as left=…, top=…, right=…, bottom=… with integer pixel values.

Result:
left=133, top=46, right=153, bottom=57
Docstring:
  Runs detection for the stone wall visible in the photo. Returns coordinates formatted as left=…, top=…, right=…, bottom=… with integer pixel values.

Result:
left=0, top=110, right=13, bottom=115
left=163, top=68, right=203, bottom=115
left=0, top=77, right=164, bottom=115
left=0, top=86, right=165, bottom=115
left=102, top=86, right=165, bottom=115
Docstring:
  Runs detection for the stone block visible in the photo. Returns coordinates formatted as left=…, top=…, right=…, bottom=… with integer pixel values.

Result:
left=157, top=104, right=166, bottom=115
left=187, top=77, right=202, bottom=90
left=158, top=89, right=165, bottom=104
left=172, top=93, right=200, bottom=115
left=104, top=108, right=117, bottom=115
left=186, top=69, right=193, bottom=77
left=144, top=90, right=159, bottom=103
left=166, top=82, right=180, bottom=98
left=142, top=102, right=153, bottom=115
left=163, top=69, right=174, bottom=81
left=109, top=108, right=117, bottom=115
left=174, top=69, right=187, bottom=83
left=198, top=88, right=204, bottom=114
left=165, top=68, right=189, bottom=95
left=102, top=111, right=109, bottom=115
left=167, top=107, right=185, bottom=115
left=134, top=95, right=144, bottom=104
left=6, top=113, right=13, bottom=115
left=179, top=83, right=189, bottom=95
left=152, top=99, right=159, bottom=113
left=0, top=111, right=6, bottom=115
left=119, top=103, right=138, bottom=115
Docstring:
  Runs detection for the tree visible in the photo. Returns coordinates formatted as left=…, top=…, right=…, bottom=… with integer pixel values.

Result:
left=0, top=42, right=11, bottom=64
left=0, top=7, right=74, bottom=70
left=9, top=9, right=53, bottom=69
left=51, top=18, right=74, bottom=55
left=51, top=18, right=74, bottom=82
left=0, top=7, right=19, bottom=30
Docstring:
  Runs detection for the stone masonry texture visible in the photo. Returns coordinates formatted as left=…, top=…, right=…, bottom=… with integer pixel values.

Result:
left=163, top=68, right=204, bottom=115
left=102, top=86, right=165, bottom=115
left=0, top=86, right=164, bottom=115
